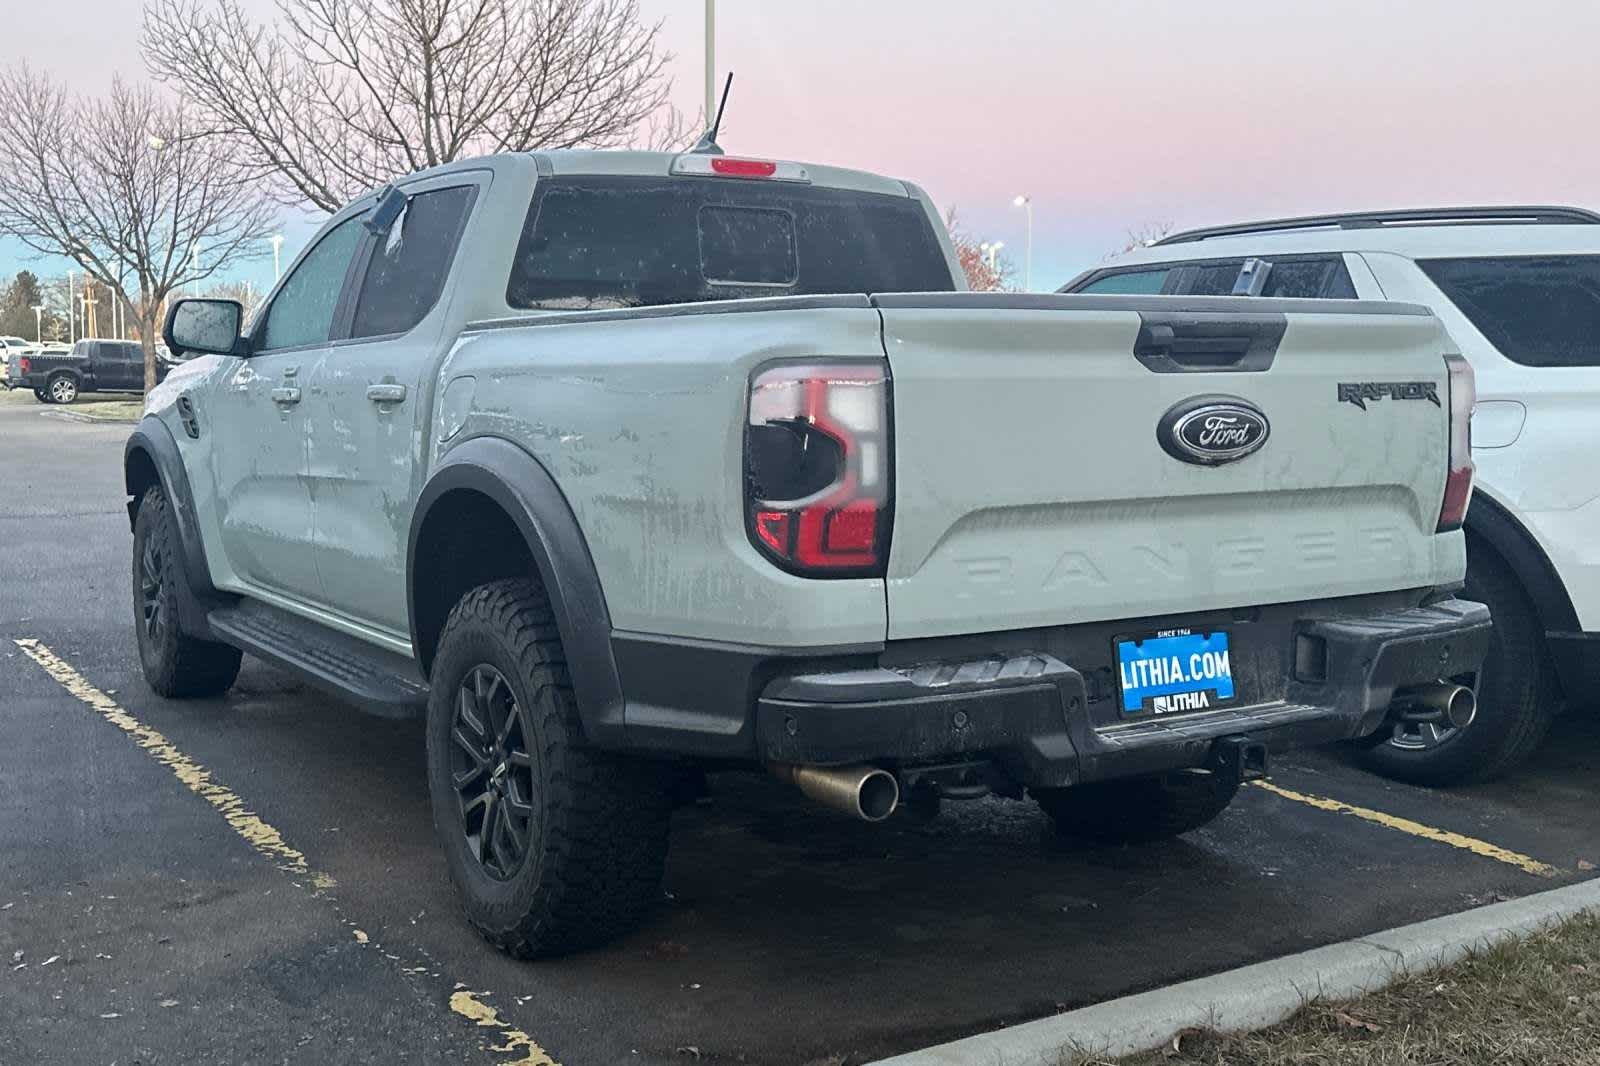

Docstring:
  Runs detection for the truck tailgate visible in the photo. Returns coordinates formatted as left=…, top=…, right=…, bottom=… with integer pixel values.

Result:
left=876, top=294, right=1461, bottom=640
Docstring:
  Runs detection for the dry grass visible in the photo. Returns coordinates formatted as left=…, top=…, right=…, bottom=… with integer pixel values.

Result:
left=1, top=387, right=143, bottom=422
left=1067, top=912, right=1600, bottom=1066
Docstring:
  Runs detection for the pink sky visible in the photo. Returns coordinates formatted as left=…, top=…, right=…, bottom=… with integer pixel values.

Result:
left=6, top=0, right=1600, bottom=290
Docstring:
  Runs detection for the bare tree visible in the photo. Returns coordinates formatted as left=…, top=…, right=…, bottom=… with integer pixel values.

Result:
left=1107, top=221, right=1174, bottom=259
left=0, top=71, right=275, bottom=389
left=204, top=278, right=264, bottom=325
left=145, top=0, right=680, bottom=212
left=944, top=208, right=1017, bottom=292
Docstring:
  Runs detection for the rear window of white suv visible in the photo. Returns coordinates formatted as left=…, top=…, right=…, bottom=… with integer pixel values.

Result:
left=1419, top=256, right=1600, bottom=367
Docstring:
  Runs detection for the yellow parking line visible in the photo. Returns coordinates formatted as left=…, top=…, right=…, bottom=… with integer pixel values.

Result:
left=15, top=636, right=564, bottom=1064
left=13, top=638, right=336, bottom=890
left=450, top=990, right=561, bottom=1066
left=1251, top=779, right=1559, bottom=878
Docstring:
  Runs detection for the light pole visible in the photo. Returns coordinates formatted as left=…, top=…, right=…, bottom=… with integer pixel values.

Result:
left=67, top=270, right=76, bottom=345
left=704, top=0, right=716, bottom=123
left=1012, top=195, right=1033, bottom=292
left=31, top=304, right=44, bottom=343
left=270, top=234, right=284, bottom=282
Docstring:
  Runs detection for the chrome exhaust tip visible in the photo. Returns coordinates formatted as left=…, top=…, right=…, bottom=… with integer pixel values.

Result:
left=769, top=763, right=900, bottom=822
left=1393, top=682, right=1477, bottom=731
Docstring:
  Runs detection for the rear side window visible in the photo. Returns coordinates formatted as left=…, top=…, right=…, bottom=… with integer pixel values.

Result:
left=1260, top=258, right=1357, bottom=299
left=1181, top=260, right=1248, bottom=296
left=350, top=184, right=477, bottom=339
left=1075, top=268, right=1170, bottom=295
left=506, top=176, right=953, bottom=310
left=1420, top=256, right=1600, bottom=367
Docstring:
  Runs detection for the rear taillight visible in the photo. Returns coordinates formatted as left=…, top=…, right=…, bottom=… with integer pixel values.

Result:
left=745, top=362, right=891, bottom=577
left=18, top=356, right=29, bottom=373
left=1436, top=353, right=1475, bottom=532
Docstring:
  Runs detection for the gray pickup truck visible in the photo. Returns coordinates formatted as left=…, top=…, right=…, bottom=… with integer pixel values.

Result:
left=126, top=148, right=1489, bottom=957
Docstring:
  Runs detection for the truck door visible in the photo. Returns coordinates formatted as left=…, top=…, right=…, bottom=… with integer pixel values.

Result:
left=107, top=342, right=143, bottom=391
left=302, top=177, right=480, bottom=638
left=206, top=209, right=370, bottom=605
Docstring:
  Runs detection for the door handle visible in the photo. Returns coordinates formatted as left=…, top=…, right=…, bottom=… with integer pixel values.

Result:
left=367, top=383, right=408, bottom=404
left=271, top=386, right=302, bottom=406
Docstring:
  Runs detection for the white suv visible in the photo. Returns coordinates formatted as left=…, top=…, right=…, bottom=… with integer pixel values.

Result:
left=1064, top=206, right=1600, bottom=785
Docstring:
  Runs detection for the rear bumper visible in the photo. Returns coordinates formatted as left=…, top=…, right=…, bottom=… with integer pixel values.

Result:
left=614, top=596, right=1491, bottom=788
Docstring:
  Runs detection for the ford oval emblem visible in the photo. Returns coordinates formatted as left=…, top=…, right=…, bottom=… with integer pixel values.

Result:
left=1157, top=396, right=1270, bottom=466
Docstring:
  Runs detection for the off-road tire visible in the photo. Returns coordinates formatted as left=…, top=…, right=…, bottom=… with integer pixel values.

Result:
left=32, top=388, right=50, bottom=403
left=1362, top=545, right=1556, bottom=786
left=1033, top=770, right=1240, bottom=844
left=425, top=577, right=670, bottom=958
left=47, top=373, right=78, bottom=404
left=133, top=486, right=242, bottom=698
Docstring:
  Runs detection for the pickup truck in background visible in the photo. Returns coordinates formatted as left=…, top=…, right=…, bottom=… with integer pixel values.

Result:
left=127, top=148, right=1489, bottom=957
left=18, top=338, right=161, bottom=403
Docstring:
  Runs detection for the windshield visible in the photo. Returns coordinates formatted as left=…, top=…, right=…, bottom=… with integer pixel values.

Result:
left=505, top=175, right=953, bottom=310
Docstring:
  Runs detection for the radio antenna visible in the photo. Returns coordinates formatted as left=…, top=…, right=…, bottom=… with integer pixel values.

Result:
left=691, top=72, right=734, bottom=155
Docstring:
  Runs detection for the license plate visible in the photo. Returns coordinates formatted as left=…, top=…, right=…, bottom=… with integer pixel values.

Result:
left=1115, top=629, right=1234, bottom=717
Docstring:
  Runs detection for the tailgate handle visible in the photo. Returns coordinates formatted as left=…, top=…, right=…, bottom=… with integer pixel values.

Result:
left=1133, top=312, right=1286, bottom=373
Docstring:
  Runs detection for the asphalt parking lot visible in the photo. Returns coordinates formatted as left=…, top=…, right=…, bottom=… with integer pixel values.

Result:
left=2, top=394, right=1597, bottom=1066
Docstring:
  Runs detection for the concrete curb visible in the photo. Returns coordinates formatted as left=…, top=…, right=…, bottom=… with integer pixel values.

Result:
left=873, top=877, right=1600, bottom=1065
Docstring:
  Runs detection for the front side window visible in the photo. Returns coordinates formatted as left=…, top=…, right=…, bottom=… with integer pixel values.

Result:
left=1073, top=268, right=1171, bottom=295
left=506, top=176, right=953, bottom=310
left=1420, top=256, right=1600, bottom=367
left=350, top=185, right=476, bottom=339
left=259, top=213, right=367, bottom=351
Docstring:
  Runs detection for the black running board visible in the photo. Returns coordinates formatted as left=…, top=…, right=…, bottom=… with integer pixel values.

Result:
left=208, top=600, right=429, bottom=719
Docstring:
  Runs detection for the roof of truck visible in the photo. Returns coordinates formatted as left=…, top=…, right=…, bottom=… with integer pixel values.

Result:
left=535, top=149, right=915, bottom=197
left=386, top=149, right=917, bottom=199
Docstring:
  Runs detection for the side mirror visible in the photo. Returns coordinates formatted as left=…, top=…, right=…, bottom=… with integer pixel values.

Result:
left=163, top=298, right=245, bottom=357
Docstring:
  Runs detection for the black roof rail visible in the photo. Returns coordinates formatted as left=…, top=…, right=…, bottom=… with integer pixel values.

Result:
left=1155, top=206, right=1600, bottom=246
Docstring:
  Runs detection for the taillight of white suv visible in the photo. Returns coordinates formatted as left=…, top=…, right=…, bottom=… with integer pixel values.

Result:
left=744, top=361, right=892, bottom=577
left=1437, top=353, right=1475, bottom=532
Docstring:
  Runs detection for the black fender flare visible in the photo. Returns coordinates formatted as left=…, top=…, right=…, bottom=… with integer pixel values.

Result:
left=407, top=436, right=625, bottom=747
left=124, top=416, right=226, bottom=632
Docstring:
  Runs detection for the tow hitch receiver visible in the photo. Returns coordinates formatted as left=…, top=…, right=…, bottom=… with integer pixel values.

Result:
left=1210, top=735, right=1269, bottom=784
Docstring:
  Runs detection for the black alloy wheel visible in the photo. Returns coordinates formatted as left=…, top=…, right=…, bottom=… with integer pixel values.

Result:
left=139, top=539, right=166, bottom=647
left=449, top=664, right=537, bottom=881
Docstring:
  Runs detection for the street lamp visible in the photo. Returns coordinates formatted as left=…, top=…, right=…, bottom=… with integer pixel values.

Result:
left=270, top=233, right=284, bottom=282
left=1012, top=195, right=1033, bottom=292
left=31, top=304, right=45, bottom=343
left=67, top=269, right=76, bottom=345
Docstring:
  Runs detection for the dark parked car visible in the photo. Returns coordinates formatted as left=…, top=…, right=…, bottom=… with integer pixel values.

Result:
left=16, top=339, right=163, bottom=403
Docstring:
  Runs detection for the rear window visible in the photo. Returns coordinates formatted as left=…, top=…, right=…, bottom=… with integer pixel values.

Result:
left=1419, top=256, right=1600, bottom=367
left=505, top=176, right=953, bottom=310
